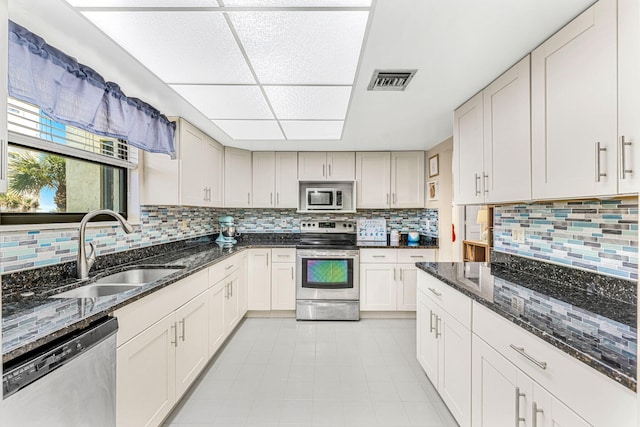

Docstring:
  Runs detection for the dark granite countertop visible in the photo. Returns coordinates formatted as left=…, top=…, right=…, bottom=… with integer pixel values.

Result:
left=416, top=260, right=637, bottom=391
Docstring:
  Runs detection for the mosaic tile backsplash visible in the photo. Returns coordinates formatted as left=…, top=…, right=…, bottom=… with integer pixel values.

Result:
left=493, top=275, right=637, bottom=380
left=494, top=200, right=638, bottom=280
left=0, top=206, right=439, bottom=273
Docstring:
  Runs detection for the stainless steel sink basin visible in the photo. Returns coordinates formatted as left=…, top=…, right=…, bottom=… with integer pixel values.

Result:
left=52, top=267, right=183, bottom=299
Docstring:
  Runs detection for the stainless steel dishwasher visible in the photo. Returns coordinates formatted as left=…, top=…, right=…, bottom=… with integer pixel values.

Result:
left=1, top=317, right=118, bottom=426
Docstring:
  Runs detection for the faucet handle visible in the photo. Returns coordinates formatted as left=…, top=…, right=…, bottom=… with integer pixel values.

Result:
left=87, top=241, right=97, bottom=270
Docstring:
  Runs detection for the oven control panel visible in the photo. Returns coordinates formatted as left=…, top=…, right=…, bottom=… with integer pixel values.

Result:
left=300, top=221, right=355, bottom=233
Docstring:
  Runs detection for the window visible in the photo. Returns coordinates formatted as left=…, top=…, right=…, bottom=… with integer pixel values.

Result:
left=1, top=98, right=135, bottom=225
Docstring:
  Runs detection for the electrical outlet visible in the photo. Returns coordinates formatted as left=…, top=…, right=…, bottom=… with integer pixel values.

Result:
left=512, top=228, right=525, bottom=244
left=181, top=220, right=188, bottom=231
left=280, top=219, right=287, bottom=227
left=511, top=296, right=525, bottom=316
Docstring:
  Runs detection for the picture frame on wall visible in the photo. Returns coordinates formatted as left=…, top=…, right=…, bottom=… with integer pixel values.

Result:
left=428, top=154, right=439, bottom=177
left=428, top=180, right=439, bottom=201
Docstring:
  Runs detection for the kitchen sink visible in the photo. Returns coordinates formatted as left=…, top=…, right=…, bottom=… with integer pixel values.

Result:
left=52, top=267, right=184, bottom=299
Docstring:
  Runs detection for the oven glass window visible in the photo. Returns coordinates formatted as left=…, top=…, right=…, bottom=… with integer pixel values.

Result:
left=308, top=191, right=333, bottom=206
left=302, top=258, right=353, bottom=289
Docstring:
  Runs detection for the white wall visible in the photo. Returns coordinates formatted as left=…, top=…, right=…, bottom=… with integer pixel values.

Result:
left=425, top=137, right=454, bottom=261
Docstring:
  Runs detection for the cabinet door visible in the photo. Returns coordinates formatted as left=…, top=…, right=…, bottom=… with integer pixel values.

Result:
left=275, top=152, right=299, bottom=208
left=531, top=0, right=617, bottom=199
left=175, top=292, right=209, bottom=397
left=143, top=151, right=179, bottom=205
left=116, top=314, right=176, bottom=427
left=360, top=263, right=397, bottom=311
left=483, top=56, right=531, bottom=203
left=252, top=152, right=276, bottom=208
left=203, top=140, right=224, bottom=206
left=356, top=152, right=391, bottom=208
left=180, top=123, right=205, bottom=206
left=327, top=151, right=355, bottom=180
left=298, top=152, right=327, bottom=180
left=224, top=147, right=252, bottom=207
left=247, top=249, right=272, bottom=310
left=391, top=151, right=424, bottom=208
left=453, top=92, right=484, bottom=204
left=0, top=0, right=7, bottom=194
left=237, top=252, right=248, bottom=317
left=396, top=264, right=417, bottom=311
left=532, top=383, right=591, bottom=427
left=208, top=282, right=226, bottom=357
left=271, top=262, right=296, bottom=310
left=618, top=0, right=640, bottom=194
left=416, top=291, right=439, bottom=384
left=438, top=309, right=471, bottom=427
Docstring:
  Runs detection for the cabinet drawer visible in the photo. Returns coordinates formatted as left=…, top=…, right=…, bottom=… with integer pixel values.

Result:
left=473, top=302, right=637, bottom=427
left=115, top=269, right=208, bottom=347
left=417, top=271, right=471, bottom=329
left=397, top=249, right=436, bottom=264
left=271, top=248, right=296, bottom=263
left=208, top=252, right=242, bottom=285
left=360, top=249, right=397, bottom=263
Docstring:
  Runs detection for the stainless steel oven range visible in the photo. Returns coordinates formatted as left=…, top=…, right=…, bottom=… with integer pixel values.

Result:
left=296, top=221, right=359, bottom=321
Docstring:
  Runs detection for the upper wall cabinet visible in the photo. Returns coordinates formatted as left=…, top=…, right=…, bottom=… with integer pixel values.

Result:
left=356, top=151, right=425, bottom=209
left=224, top=147, right=252, bottom=208
left=454, top=56, right=531, bottom=205
left=0, top=0, right=7, bottom=194
left=143, top=119, right=223, bottom=207
left=298, top=152, right=355, bottom=181
left=618, top=0, right=640, bottom=193
left=252, top=152, right=298, bottom=208
left=531, top=0, right=617, bottom=199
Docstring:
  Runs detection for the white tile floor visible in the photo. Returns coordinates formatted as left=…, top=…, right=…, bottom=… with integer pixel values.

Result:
left=163, top=318, right=459, bottom=427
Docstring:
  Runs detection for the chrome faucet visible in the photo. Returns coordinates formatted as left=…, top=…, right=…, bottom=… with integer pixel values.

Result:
left=77, top=209, right=134, bottom=280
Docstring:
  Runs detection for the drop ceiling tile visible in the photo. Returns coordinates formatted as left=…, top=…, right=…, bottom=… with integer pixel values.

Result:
left=264, top=86, right=351, bottom=120
left=82, top=11, right=254, bottom=84
left=281, top=120, right=343, bottom=140
left=213, top=120, right=285, bottom=140
left=228, top=11, right=368, bottom=84
left=223, top=0, right=371, bottom=6
left=171, top=85, right=273, bottom=119
left=68, top=0, right=220, bottom=7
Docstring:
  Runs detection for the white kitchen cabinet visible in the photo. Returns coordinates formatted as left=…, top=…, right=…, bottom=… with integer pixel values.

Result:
left=174, top=292, right=209, bottom=397
left=224, top=147, right=252, bottom=207
left=252, top=152, right=298, bottom=208
left=531, top=0, right=617, bottom=199
left=247, top=249, right=272, bottom=310
left=223, top=269, right=242, bottom=333
left=454, top=56, right=531, bottom=205
left=356, top=152, right=425, bottom=208
left=208, top=279, right=226, bottom=357
left=298, top=151, right=355, bottom=180
left=416, top=271, right=471, bottom=427
left=143, top=119, right=223, bottom=207
left=0, top=0, right=8, bottom=194
left=617, top=0, right=640, bottom=194
left=270, top=248, right=296, bottom=310
left=360, top=249, right=435, bottom=311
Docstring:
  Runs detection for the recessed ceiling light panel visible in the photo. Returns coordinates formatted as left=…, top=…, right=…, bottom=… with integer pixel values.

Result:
left=265, top=86, right=352, bottom=120
left=229, top=11, right=368, bottom=84
left=223, top=0, right=371, bottom=6
left=67, top=0, right=220, bottom=7
left=171, top=85, right=274, bottom=119
left=281, top=120, right=343, bottom=140
left=213, top=120, right=285, bottom=140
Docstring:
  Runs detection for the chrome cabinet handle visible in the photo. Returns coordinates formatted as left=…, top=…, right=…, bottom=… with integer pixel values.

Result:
left=429, top=310, right=436, bottom=334
left=532, top=402, right=544, bottom=427
left=291, top=266, right=294, bottom=280
left=393, top=268, right=396, bottom=281
left=266, top=253, right=269, bottom=266
left=483, top=173, right=489, bottom=194
left=224, top=283, right=229, bottom=299
left=171, top=323, right=178, bottom=347
left=510, top=344, right=547, bottom=369
left=270, top=192, right=273, bottom=206
left=595, top=142, right=607, bottom=182
left=225, top=264, right=234, bottom=270
left=475, top=173, right=481, bottom=196
left=515, top=387, right=526, bottom=426
left=428, top=287, right=442, bottom=297
left=179, top=319, right=185, bottom=341
left=277, top=192, right=280, bottom=206
left=393, top=193, right=397, bottom=204
left=410, top=255, right=424, bottom=258
left=620, top=136, right=633, bottom=179
left=435, top=315, right=441, bottom=338
left=329, top=163, right=332, bottom=177
left=247, top=193, right=251, bottom=205
left=372, top=255, right=385, bottom=258
left=386, top=193, right=390, bottom=205
left=204, top=188, right=208, bottom=201
left=323, top=164, right=326, bottom=177
left=230, top=282, right=233, bottom=297
left=399, top=268, right=403, bottom=281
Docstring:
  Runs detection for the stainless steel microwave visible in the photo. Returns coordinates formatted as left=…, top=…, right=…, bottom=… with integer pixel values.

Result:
left=305, top=188, right=343, bottom=210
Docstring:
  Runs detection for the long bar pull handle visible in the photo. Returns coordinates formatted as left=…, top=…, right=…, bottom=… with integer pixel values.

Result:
left=510, top=344, right=547, bottom=369
left=277, top=192, right=280, bottom=206
left=429, top=310, right=436, bottom=334
left=270, top=192, right=273, bottom=206
left=171, top=323, right=178, bottom=347
left=483, top=173, right=489, bottom=194
left=595, top=142, right=607, bottom=182
left=323, top=164, right=326, bottom=177
left=225, top=264, right=234, bottom=270
left=475, top=173, right=481, bottom=196
left=266, top=253, right=269, bottom=266
left=230, top=282, right=233, bottom=297
left=291, top=266, right=294, bottom=280
left=399, top=268, right=403, bottom=281
left=386, top=193, right=390, bottom=205
left=204, top=188, right=208, bottom=201
left=515, top=387, right=526, bottom=426
left=329, top=164, right=332, bottom=177
left=428, top=287, right=442, bottom=297
left=372, top=255, right=385, bottom=258
left=224, top=283, right=229, bottom=299
left=435, top=315, right=441, bottom=338
left=620, top=136, right=633, bottom=179
left=179, top=319, right=185, bottom=341
left=410, top=255, right=424, bottom=258
left=532, top=402, right=544, bottom=427
left=393, top=193, right=396, bottom=204
left=393, top=268, right=396, bottom=281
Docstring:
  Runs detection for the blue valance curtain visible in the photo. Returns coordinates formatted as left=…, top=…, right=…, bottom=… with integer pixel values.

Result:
left=7, top=20, right=176, bottom=158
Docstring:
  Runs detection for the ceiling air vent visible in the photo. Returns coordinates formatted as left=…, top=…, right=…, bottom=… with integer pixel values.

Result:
left=367, top=69, right=417, bottom=91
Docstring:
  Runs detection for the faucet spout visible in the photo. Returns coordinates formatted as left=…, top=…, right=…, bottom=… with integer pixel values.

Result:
left=77, top=209, right=134, bottom=280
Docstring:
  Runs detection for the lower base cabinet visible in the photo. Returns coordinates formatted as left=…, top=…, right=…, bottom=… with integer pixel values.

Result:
left=271, top=261, right=295, bottom=309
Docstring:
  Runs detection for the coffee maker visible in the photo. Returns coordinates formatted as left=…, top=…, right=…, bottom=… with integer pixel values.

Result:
left=216, top=216, right=237, bottom=246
